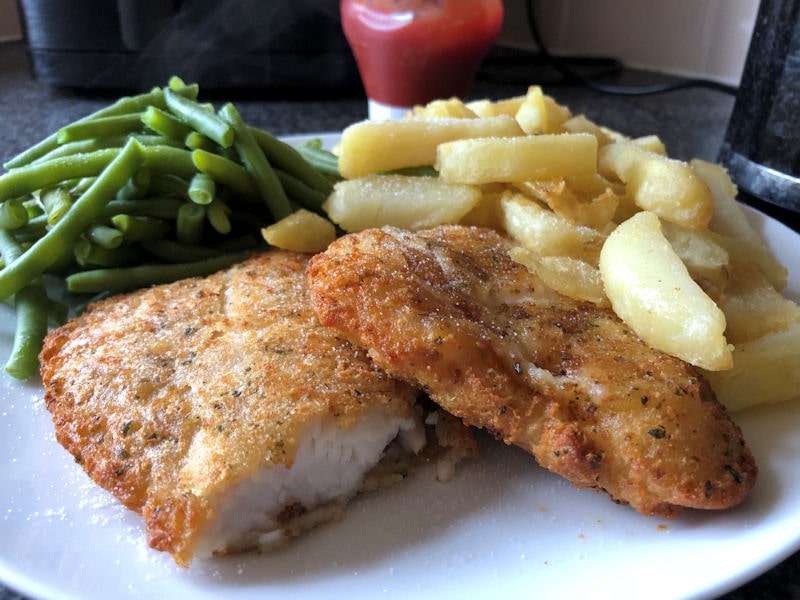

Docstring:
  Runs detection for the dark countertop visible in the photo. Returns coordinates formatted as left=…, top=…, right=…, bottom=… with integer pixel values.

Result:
left=1, top=40, right=798, bottom=600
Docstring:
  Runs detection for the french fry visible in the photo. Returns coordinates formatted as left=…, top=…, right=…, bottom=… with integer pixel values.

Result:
left=464, top=99, right=496, bottom=118
left=412, top=97, right=479, bottom=119
left=599, top=210, right=733, bottom=371
left=515, top=86, right=548, bottom=135
left=501, top=193, right=606, bottom=264
left=459, top=189, right=505, bottom=229
left=632, top=134, right=667, bottom=155
left=702, top=321, right=800, bottom=412
left=719, top=261, right=800, bottom=344
left=510, top=247, right=608, bottom=306
left=482, top=94, right=526, bottom=116
left=659, top=220, right=731, bottom=291
left=598, top=141, right=713, bottom=230
left=436, top=133, right=598, bottom=185
left=338, top=115, right=523, bottom=179
left=542, top=94, right=572, bottom=131
left=506, top=86, right=573, bottom=134
left=261, top=209, right=336, bottom=253
left=691, top=158, right=788, bottom=290
left=562, top=114, right=613, bottom=146
left=324, top=174, right=481, bottom=232
left=513, top=175, right=620, bottom=231
left=612, top=190, right=641, bottom=224
left=326, top=87, right=799, bottom=413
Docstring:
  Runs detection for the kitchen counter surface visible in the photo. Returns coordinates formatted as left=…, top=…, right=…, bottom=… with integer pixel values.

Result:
left=1, top=40, right=798, bottom=600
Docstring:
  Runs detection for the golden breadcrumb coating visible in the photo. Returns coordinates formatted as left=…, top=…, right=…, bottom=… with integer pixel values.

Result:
left=40, top=251, right=430, bottom=566
left=307, top=225, right=757, bottom=517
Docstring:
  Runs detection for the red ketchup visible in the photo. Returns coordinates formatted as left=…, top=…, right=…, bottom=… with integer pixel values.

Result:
left=340, top=0, right=504, bottom=119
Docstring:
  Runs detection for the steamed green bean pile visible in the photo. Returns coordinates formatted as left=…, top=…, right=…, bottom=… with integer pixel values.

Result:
left=0, top=77, right=340, bottom=380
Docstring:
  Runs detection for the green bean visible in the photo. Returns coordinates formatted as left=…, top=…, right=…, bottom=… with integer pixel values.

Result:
left=32, top=137, right=127, bottom=164
left=44, top=245, right=79, bottom=276
left=57, top=113, right=145, bottom=144
left=294, top=141, right=341, bottom=179
left=30, top=133, right=175, bottom=164
left=226, top=207, right=273, bottom=233
left=0, top=230, right=47, bottom=380
left=117, top=168, right=151, bottom=200
left=141, top=106, right=194, bottom=141
left=0, top=276, right=64, bottom=320
left=85, top=223, right=123, bottom=249
left=176, top=202, right=205, bottom=244
left=8, top=214, right=47, bottom=240
left=274, top=169, right=328, bottom=214
left=139, top=145, right=197, bottom=179
left=74, top=240, right=146, bottom=267
left=206, top=199, right=231, bottom=234
left=0, top=138, right=143, bottom=301
left=167, top=76, right=199, bottom=100
left=134, top=134, right=184, bottom=147
left=249, top=127, right=334, bottom=195
left=31, top=134, right=177, bottom=165
left=191, top=149, right=258, bottom=197
left=47, top=297, right=68, bottom=327
left=25, top=199, right=44, bottom=219
left=0, top=198, right=30, bottom=229
left=0, top=149, right=120, bottom=201
left=65, top=251, right=253, bottom=294
left=164, top=88, right=233, bottom=148
left=111, top=214, right=170, bottom=242
left=0, top=227, right=24, bottom=264
left=1, top=76, right=346, bottom=373
left=102, top=197, right=184, bottom=220
left=70, top=177, right=96, bottom=195
left=40, top=187, right=73, bottom=225
left=217, top=233, right=261, bottom=252
left=3, top=87, right=166, bottom=169
left=185, top=131, right=217, bottom=152
left=149, top=173, right=190, bottom=199
left=219, top=103, right=291, bottom=220
left=8, top=232, right=40, bottom=246
left=188, top=172, right=215, bottom=205
left=143, top=238, right=230, bottom=263
left=3, top=279, right=49, bottom=380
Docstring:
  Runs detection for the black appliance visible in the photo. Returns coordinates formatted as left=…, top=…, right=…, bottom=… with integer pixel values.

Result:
left=17, top=0, right=361, bottom=93
left=719, top=0, right=800, bottom=214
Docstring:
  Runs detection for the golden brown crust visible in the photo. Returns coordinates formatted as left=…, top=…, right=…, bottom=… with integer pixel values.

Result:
left=307, top=225, right=758, bottom=517
left=40, top=250, right=418, bottom=566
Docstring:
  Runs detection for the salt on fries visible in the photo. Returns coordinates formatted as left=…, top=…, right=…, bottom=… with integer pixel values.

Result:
left=316, top=86, right=799, bottom=412
left=599, top=211, right=732, bottom=372
left=337, top=115, right=522, bottom=179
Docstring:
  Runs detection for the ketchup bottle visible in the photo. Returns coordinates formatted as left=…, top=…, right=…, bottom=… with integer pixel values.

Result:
left=340, top=0, right=504, bottom=119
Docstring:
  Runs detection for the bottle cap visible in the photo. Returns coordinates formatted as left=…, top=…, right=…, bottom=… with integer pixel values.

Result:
left=368, top=99, right=411, bottom=120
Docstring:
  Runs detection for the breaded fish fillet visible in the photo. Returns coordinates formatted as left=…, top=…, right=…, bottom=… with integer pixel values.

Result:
left=307, top=225, right=757, bottom=518
left=40, top=250, right=475, bottom=567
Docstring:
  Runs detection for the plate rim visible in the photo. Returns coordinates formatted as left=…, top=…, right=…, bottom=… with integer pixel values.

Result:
left=1, top=133, right=799, bottom=600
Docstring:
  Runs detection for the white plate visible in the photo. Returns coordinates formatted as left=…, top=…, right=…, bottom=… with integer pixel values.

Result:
left=1, top=134, right=799, bottom=600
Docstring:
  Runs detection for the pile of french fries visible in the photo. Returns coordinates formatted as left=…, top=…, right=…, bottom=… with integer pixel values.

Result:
left=308, top=86, right=799, bottom=412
